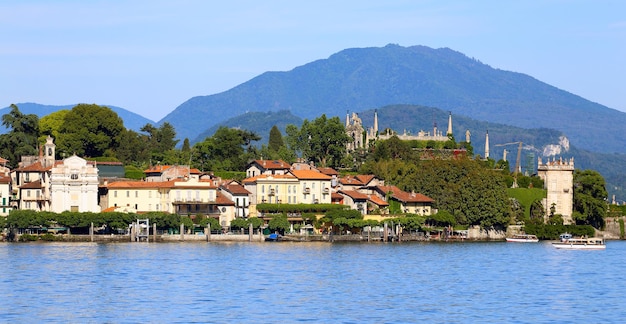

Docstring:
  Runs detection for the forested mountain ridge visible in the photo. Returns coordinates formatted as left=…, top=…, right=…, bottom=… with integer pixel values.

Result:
left=160, top=44, right=626, bottom=154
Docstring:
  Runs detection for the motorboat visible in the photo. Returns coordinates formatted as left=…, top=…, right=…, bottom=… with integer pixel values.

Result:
left=552, top=237, right=605, bottom=250
left=505, top=234, right=539, bottom=243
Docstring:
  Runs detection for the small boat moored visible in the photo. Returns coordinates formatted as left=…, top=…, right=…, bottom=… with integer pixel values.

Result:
left=506, top=234, right=539, bottom=243
left=265, top=233, right=282, bottom=242
left=552, top=237, right=606, bottom=250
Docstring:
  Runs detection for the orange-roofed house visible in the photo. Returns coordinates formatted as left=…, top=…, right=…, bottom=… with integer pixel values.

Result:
left=242, top=173, right=299, bottom=206
left=369, top=185, right=435, bottom=216
left=337, top=174, right=383, bottom=191
left=246, top=159, right=291, bottom=177
left=289, top=170, right=332, bottom=204
left=103, top=177, right=239, bottom=228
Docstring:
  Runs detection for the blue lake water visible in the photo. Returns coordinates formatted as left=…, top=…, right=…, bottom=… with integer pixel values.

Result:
left=1, top=240, right=624, bottom=323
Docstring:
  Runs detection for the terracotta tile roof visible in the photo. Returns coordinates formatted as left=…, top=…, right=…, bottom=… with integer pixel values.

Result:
left=220, top=182, right=251, bottom=195
left=376, top=185, right=434, bottom=203
left=143, top=165, right=172, bottom=173
left=355, top=174, right=376, bottom=185
left=215, top=192, right=235, bottom=206
left=20, top=180, right=44, bottom=189
left=107, top=179, right=218, bottom=189
left=106, top=181, right=166, bottom=189
left=250, top=159, right=291, bottom=170
left=14, top=161, right=59, bottom=172
left=289, top=170, right=331, bottom=180
left=317, top=167, right=339, bottom=176
left=338, top=190, right=369, bottom=200
left=101, top=206, right=117, bottom=212
left=0, top=175, right=11, bottom=184
left=368, top=195, right=389, bottom=207
left=331, top=192, right=343, bottom=200
left=339, top=176, right=364, bottom=186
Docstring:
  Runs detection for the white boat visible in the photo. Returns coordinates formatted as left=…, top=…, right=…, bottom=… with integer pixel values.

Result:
left=552, top=237, right=606, bottom=250
left=559, top=233, right=572, bottom=242
left=506, top=234, right=539, bottom=243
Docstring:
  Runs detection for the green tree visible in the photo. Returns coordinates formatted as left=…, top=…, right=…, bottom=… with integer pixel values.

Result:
left=56, top=104, right=124, bottom=158
left=573, top=169, right=608, bottom=229
left=268, top=213, right=290, bottom=234
left=39, top=109, right=69, bottom=145
left=140, top=122, right=180, bottom=164
left=285, top=115, right=349, bottom=168
left=192, top=127, right=260, bottom=171
left=0, top=104, right=40, bottom=167
left=268, top=125, right=284, bottom=152
left=115, top=129, right=149, bottom=165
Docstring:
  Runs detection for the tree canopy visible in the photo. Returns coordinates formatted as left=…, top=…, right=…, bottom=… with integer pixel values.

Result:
left=56, top=104, right=125, bottom=158
left=0, top=104, right=40, bottom=167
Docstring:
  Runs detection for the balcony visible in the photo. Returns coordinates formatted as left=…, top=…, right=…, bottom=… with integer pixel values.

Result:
left=269, top=188, right=276, bottom=196
left=323, top=188, right=329, bottom=194
left=303, top=188, right=310, bottom=194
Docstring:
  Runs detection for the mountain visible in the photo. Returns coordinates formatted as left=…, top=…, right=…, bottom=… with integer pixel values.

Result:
left=160, top=44, right=626, bottom=154
left=193, top=110, right=303, bottom=144
left=0, top=103, right=156, bottom=132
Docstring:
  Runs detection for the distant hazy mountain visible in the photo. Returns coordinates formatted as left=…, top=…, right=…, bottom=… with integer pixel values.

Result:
left=193, top=110, right=303, bottom=144
left=160, top=44, right=626, bottom=154
left=0, top=103, right=156, bottom=133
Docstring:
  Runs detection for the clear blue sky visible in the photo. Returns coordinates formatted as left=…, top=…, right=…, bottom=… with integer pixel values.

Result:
left=2, top=0, right=625, bottom=122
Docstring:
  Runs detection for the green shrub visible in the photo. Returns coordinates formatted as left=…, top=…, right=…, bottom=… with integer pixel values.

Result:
left=40, top=233, right=61, bottom=241
left=18, top=234, right=39, bottom=242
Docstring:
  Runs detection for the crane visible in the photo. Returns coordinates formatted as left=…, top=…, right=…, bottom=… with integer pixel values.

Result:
left=494, top=141, right=523, bottom=187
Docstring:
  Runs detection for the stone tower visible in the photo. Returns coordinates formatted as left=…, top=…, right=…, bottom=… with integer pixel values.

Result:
left=537, top=157, right=574, bottom=224
left=484, top=131, right=490, bottom=159
left=43, top=135, right=56, bottom=168
left=446, top=112, right=453, bottom=136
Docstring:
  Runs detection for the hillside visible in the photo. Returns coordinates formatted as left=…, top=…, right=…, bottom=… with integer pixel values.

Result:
left=0, top=103, right=155, bottom=133
left=193, top=110, right=303, bottom=144
left=160, top=44, right=626, bottom=154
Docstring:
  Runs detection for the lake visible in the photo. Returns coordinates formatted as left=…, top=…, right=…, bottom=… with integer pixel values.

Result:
left=1, top=240, right=624, bottom=323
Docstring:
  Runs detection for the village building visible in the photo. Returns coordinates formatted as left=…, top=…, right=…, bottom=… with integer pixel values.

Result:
left=0, top=157, right=12, bottom=216
left=219, top=180, right=251, bottom=218
left=144, top=164, right=202, bottom=182
left=245, top=159, right=291, bottom=177
left=365, top=185, right=435, bottom=215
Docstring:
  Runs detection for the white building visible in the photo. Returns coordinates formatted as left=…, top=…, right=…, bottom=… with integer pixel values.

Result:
left=50, top=155, right=100, bottom=213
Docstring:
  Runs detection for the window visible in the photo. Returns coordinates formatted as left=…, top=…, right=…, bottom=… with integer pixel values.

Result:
left=149, top=191, right=152, bottom=198
left=114, top=191, right=117, bottom=198
left=126, top=191, right=129, bottom=198
left=71, top=173, right=78, bottom=180
left=135, top=191, right=138, bottom=198
left=262, top=185, right=265, bottom=193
